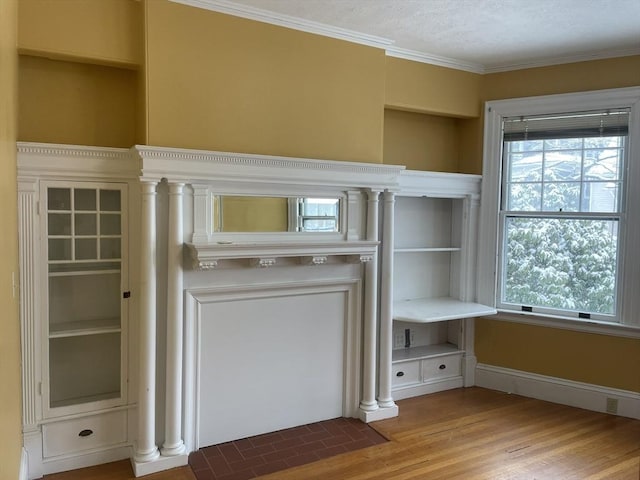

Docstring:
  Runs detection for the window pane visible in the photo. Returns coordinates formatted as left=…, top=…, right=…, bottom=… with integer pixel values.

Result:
left=508, top=152, right=542, bottom=182
left=581, top=182, right=619, bottom=213
left=583, top=147, right=622, bottom=181
left=508, top=140, right=543, bottom=153
left=542, top=182, right=580, bottom=212
left=100, top=190, right=121, bottom=212
left=48, top=188, right=71, bottom=211
left=302, top=219, right=337, bottom=232
left=49, top=239, right=72, bottom=261
left=75, top=238, right=97, bottom=260
left=75, top=213, right=97, bottom=235
left=74, top=189, right=96, bottom=211
left=100, top=214, right=121, bottom=235
left=503, top=217, right=618, bottom=315
left=100, top=238, right=121, bottom=259
left=48, top=214, right=71, bottom=236
left=543, top=150, right=582, bottom=181
left=507, top=183, right=541, bottom=211
left=544, top=138, right=583, bottom=150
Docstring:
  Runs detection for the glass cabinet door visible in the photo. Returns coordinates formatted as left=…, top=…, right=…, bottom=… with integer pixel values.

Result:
left=45, top=183, right=127, bottom=412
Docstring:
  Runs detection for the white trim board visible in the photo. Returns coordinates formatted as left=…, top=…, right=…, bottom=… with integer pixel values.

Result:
left=475, top=364, right=640, bottom=420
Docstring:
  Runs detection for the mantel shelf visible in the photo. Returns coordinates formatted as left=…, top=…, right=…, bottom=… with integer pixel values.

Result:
left=186, top=240, right=379, bottom=270
left=393, top=297, right=497, bottom=323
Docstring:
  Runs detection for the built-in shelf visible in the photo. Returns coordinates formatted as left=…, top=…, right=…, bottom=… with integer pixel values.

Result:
left=186, top=240, right=379, bottom=270
left=392, top=342, right=461, bottom=362
left=49, top=269, right=120, bottom=277
left=49, top=318, right=121, bottom=338
left=50, top=390, right=121, bottom=409
left=394, top=247, right=461, bottom=253
left=393, top=297, right=497, bottom=323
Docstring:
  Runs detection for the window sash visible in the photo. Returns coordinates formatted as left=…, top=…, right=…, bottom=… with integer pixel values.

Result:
left=497, top=212, right=623, bottom=321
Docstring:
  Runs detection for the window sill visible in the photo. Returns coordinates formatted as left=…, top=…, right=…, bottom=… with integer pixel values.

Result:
left=486, top=310, right=640, bottom=339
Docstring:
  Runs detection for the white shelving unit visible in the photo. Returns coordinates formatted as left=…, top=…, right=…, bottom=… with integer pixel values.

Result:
left=382, top=170, right=496, bottom=401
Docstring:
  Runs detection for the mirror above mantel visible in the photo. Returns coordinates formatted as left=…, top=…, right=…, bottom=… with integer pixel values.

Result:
left=213, top=195, right=341, bottom=234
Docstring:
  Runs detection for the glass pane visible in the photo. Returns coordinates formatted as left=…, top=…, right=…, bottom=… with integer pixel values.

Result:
left=583, top=147, right=622, bottom=181
left=508, top=140, right=543, bottom=153
left=542, top=182, right=580, bottom=212
left=100, top=238, right=121, bottom=259
left=75, top=238, right=97, bottom=260
left=507, top=183, right=541, bottom=211
left=100, top=213, right=121, bottom=235
left=508, top=152, right=542, bottom=182
left=584, top=136, right=623, bottom=149
left=75, top=213, right=97, bottom=235
left=301, top=198, right=339, bottom=217
left=544, top=138, right=583, bottom=150
left=74, top=189, right=96, bottom=211
left=48, top=239, right=71, bottom=261
left=302, top=218, right=337, bottom=232
left=581, top=182, right=619, bottom=213
left=48, top=188, right=71, bottom=211
left=542, top=150, right=581, bottom=181
left=49, top=333, right=121, bottom=408
left=48, top=214, right=71, bottom=236
left=100, top=190, right=121, bottom=212
left=503, top=217, right=618, bottom=315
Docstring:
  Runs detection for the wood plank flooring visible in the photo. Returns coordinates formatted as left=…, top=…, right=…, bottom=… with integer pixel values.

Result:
left=46, top=387, right=640, bottom=480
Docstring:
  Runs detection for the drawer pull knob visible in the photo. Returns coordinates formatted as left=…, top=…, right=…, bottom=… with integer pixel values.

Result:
left=396, top=371, right=404, bottom=377
left=78, top=429, right=93, bottom=437
left=439, top=364, right=446, bottom=370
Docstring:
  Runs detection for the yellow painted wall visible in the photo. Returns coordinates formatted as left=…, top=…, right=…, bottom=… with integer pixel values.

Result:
left=474, top=56, right=640, bottom=393
left=18, top=0, right=142, bottom=67
left=18, top=55, right=137, bottom=147
left=385, top=56, right=482, bottom=118
left=383, top=109, right=461, bottom=172
left=483, top=55, right=640, bottom=101
left=476, top=319, right=640, bottom=392
left=0, top=0, right=23, bottom=477
left=145, top=1, right=386, bottom=163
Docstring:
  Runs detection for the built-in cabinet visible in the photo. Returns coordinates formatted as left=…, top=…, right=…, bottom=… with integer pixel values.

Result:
left=382, top=171, right=496, bottom=400
left=18, top=145, right=138, bottom=478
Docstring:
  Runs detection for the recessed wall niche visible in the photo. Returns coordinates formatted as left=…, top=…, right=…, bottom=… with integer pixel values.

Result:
left=18, top=55, right=137, bottom=148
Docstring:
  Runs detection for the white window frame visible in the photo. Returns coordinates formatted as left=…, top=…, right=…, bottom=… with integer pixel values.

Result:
left=478, top=87, right=640, bottom=336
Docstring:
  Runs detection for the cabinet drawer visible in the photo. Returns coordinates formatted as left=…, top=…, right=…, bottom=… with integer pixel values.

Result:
left=392, top=361, right=421, bottom=387
left=422, top=354, right=462, bottom=382
left=42, top=410, right=127, bottom=458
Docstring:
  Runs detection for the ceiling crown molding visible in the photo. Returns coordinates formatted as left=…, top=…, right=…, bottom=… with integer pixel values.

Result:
left=484, top=47, right=640, bottom=74
left=170, top=0, right=393, bottom=50
left=386, top=46, right=485, bottom=74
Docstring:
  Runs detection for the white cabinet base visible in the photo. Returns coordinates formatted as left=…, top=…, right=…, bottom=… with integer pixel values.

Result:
left=392, top=376, right=465, bottom=401
left=131, top=453, right=189, bottom=477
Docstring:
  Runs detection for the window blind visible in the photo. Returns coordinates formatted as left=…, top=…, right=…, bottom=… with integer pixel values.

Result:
left=503, top=108, right=629, bottom=141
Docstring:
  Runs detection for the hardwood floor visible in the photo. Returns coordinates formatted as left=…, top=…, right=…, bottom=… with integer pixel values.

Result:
left=46, top=387, right=640, bottom=480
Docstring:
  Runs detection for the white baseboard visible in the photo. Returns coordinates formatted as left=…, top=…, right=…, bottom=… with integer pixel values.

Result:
left=476, top=363, right=640, bottom=420
left=19, top=448, right=28, bottom=480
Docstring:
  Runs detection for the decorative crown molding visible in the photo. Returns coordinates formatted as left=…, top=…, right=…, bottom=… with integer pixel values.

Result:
left=17, top=142, right=140, bottom=180
left=133, top=145, right=404, bottom=190
left=386, top=46, right=485, bottom=75
left=170, top=0, right=393, bottom=50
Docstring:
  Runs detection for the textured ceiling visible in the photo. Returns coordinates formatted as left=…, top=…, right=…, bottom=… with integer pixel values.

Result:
left=222, top=0, right=640, bottom=72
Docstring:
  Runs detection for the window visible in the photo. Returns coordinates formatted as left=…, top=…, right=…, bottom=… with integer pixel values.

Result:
left=478, top=88, right=640, bottom=330
left=292, top=197, right=340, bottom=232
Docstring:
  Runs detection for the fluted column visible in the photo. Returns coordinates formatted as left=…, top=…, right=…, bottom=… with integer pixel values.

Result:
left=377, top=191, right=396, bottom=408
left=135, top=182, right=160, bottom=464
left=162, top=183, right=186, bottom=456
left=359, top=190, right=380, bottom=414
